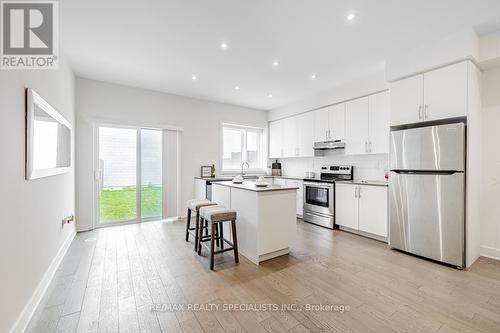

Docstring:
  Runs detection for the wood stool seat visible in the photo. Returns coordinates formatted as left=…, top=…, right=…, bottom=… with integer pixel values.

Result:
left=198, top=205, right=239, bottom=270
left=187, top=199, right=216, bottom=211
left=185, top=199, right=217, bottom=252
left=199, top=206, right=237, bottom=223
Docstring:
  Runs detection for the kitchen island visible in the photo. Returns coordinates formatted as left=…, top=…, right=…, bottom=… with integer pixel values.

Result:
left=211, top=180, right=298, bottom=265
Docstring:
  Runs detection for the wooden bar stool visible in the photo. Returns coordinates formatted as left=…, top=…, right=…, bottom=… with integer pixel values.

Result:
left=186, top=199, right=217, bottom=251
left=198, top=206, right=239, bottom=270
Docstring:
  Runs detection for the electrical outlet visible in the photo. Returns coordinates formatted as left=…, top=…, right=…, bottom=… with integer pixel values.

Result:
left=62, top=215, right=74, bottom=227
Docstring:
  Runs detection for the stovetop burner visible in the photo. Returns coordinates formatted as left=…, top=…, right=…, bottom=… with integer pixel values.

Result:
left=303, top=165, right=353, bottom=183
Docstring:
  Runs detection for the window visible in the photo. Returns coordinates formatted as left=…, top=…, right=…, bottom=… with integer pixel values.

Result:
left=222, top=124, right=265, bottom=172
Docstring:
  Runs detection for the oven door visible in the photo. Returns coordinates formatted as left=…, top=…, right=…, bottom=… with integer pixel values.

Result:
left=303, top=182, right=334, bottom=216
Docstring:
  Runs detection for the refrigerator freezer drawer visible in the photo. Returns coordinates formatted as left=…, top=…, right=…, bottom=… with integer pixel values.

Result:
left=389, top=171, right=465, bottom=267
left=390, top=123, right=465, bottom=171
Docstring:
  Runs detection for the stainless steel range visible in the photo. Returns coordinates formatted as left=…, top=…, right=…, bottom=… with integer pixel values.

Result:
left=303, top=165, right=353, bottom=229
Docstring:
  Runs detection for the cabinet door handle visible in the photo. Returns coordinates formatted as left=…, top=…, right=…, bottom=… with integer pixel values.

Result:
left=418, top=105, right=422, bottom=120
left=424, top=104, right=429, bottom=120
left=369, top=141, right=372, bottom=153
left=358, top=186, right=361, bottom=198
left=365, top=141, right=368, bottom=153
left=354, top=186, right=358, bottom=198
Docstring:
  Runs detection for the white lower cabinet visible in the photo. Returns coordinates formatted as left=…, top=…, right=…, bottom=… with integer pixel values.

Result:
left=273, top=178, right=303, bottom=216
left=335, top=183, right=359, bottom=229
left=194, top=179, right=207, bottom=199
left=358, top=185, right=388, bottom=237
left=335, top=183, right=388, bottom=239
left=285, top=179, right=303, bottom=216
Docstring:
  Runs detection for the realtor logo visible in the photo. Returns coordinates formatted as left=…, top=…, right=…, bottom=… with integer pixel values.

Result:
left=1, top=1, right=58, bottom=69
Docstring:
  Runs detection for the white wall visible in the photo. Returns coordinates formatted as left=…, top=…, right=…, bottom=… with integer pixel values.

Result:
left=481, top=66, right=500, bottom=259
left=0, top=60, right=76, bottom=333
left=276, top=153, right=388, bottom=181
left=268, top=72, right=388, bottom=121
left=386, top=28, right=479, bottom=81
left=75, top=78, right=267, bottom=231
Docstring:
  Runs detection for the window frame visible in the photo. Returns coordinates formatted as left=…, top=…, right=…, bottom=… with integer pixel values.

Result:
left=220, top=122, right=266, bottom=174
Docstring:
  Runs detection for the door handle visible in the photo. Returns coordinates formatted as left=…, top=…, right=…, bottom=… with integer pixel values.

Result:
left=369, top=141, right=372, bottom=152
left=358, top=186, right=361, bottom=198
left=424, top=104, right=429, bottom=120
left=418, top=105, right=422, bottom=120
left=354, top=186, right=358, bottom=198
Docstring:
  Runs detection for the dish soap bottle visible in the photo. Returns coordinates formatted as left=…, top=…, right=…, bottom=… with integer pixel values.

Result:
left=211, top=164, right=215, bottom=177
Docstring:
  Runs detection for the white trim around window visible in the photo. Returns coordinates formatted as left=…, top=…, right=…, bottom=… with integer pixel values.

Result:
left=220, top=122, right=267, bottom=174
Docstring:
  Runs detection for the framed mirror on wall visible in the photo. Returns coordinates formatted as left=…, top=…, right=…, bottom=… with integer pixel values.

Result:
left=26, top=88, right=72, bottom=180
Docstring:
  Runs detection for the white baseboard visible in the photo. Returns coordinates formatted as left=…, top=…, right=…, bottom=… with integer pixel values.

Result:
left=481, top=245, right=500, bottom=261
left=9, top=230, right=76, bottom=333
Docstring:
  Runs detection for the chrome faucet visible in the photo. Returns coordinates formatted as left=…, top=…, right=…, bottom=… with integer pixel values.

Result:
left=241, top=162, right=250, bottom=176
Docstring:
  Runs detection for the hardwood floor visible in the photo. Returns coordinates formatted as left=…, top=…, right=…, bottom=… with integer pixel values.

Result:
left=26, top=219, right=500, bottom=333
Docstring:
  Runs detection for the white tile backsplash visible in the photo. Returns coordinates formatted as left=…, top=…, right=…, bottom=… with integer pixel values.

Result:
left=269, top=151, right=388, bottom=181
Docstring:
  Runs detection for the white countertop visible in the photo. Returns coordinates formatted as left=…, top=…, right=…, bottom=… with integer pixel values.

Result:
left=212, top=180, right=299, bottom=192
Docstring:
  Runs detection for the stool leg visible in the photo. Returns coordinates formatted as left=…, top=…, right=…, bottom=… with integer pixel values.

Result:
left=194, top=211, right=200, bottom=252
left=197, top=218, right=203, bottom=256
left=220, top=223, right=224, bottom=250
left=231, top=220, right=239, bottom=263
left=215, top=224, right=220, bottom=248
left=185, top=208, right=191, bottom=242
left=210, top=222, right=216, bottom=270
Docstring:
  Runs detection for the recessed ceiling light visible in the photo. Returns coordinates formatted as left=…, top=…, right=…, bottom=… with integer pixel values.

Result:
left=191, top=75, right=197, bottom=81
left=268, top=93, right=273, bottom=98
left=347, top=12, right=356, bottom=21
left=234, top=86, right=240, bottom=90
left=311, top=74, right=317, bottom=80
left=220, top=42, right=228, bottom=50
left=272, top=61, right=280, bottom=67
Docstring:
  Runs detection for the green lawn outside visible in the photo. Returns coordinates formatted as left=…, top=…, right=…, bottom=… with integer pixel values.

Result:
left=99, top=185, right=162, bottom=223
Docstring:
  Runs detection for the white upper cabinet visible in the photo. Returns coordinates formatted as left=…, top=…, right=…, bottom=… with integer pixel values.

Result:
left=313, top=108, right=329, bottom=142
left=268, top=112, right=314, bottom=159
left=345, top=97, right=369, bottom=155
left=329, top=103, right=346, bottom=141
left=368, top=91, right=390, bottom=154
left=297, top=112, right=314, bottom=157
left=270, top=92, right=388, bottom=158
left=390, top=61, right=469, bottom=126
left=390, top=74, right=423, bottom=126
left=269, top=121, right=283, bottom=158
left=423, top=62, right=468, bottom=121
left=358, top=185, right=388, bottom=237
left=282, top=116, right=297, bottom=157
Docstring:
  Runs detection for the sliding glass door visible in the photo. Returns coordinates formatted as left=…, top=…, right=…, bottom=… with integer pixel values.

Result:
left=140, top=129, right=163, bottom=219
left=97, top=125, right=163, bottom=226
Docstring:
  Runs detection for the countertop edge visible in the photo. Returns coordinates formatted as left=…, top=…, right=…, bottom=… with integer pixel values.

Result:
left=335, top=180, right=389, bottom=187
left=212, top=181, right=299, bottom=192
left=194, top=175, right=304, bottom=181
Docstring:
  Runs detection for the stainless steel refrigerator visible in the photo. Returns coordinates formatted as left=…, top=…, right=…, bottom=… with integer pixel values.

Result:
left=389, top=122, right=466, bottom=268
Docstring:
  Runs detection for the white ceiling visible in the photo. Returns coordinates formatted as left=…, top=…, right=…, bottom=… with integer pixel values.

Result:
left=62, top=0, right=500, bottom=110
